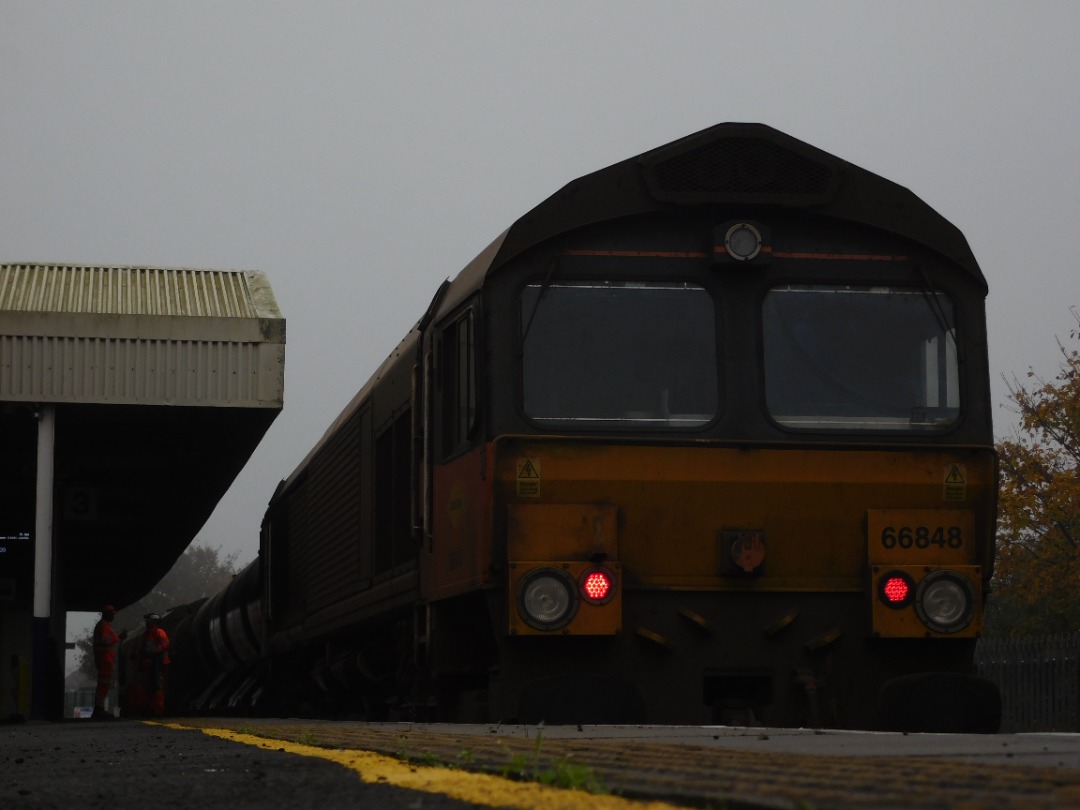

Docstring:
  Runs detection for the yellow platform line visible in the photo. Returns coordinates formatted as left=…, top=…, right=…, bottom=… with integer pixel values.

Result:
left=154, top=723, right=683, bottom=810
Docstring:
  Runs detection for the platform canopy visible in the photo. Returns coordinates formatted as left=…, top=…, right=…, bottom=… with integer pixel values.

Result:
left=0, top=264, right=285, bottom=609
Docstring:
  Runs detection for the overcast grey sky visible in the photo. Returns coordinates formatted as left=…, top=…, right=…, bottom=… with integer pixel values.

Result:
left=4, top=1, right=1078, bottom=579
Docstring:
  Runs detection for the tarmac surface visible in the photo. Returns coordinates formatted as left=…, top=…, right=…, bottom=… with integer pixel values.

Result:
left=1, top=719, right=486, bottom=810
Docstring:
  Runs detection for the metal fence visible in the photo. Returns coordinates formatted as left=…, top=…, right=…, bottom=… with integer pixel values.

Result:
left=976, top=632, right=1080, bottom=732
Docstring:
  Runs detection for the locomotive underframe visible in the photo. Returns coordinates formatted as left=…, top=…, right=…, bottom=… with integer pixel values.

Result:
left=406, top=578, right=995, bottom=731
left=463, top=588, right=987, bottom=730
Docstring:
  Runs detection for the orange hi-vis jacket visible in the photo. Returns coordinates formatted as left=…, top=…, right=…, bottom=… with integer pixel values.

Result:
left=92, top=619, right=120, bottom=667
left=140, top=626, right=170, bottom=665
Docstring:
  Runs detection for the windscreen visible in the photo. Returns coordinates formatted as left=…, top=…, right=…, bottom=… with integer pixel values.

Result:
left=521, top=281, right=718, bottom=429
left=763, top=285, right=959, bottom=431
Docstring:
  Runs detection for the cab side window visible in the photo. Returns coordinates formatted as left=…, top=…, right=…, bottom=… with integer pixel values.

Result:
left=440, top=308, right=476, bottom=457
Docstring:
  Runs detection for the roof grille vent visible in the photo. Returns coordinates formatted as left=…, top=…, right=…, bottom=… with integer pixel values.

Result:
left=643, top=136, right=838, bottom=205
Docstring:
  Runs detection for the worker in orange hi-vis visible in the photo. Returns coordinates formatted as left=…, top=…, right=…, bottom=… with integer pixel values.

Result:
left=91, top=605, right=121, bottom=719
left=138, top=613, right=171, bottom=716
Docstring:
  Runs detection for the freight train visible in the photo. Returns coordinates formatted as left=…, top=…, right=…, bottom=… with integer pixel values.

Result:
left=148, top=123, right=1002, bottom=731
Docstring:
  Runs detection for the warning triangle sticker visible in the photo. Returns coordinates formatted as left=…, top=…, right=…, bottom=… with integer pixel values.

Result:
left=945, top=465, right=965, bottom=484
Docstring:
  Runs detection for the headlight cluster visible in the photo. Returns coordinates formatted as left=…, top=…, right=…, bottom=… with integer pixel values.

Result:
left=516, top=565, right=618, bottom=632
left=877, top=569, right=976, bottom=634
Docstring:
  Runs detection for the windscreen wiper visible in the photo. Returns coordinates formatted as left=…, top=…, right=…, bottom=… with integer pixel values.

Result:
left=520, top=255, right=561, bottom=347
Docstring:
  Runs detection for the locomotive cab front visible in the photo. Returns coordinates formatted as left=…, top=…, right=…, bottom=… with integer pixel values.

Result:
left=419, top=124, right=998, bottom=731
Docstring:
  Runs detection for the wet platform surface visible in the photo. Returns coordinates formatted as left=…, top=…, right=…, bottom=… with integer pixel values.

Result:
left=8, top=717, right=1080, bottom=809
left=176, top=718, right=1080, bottom=809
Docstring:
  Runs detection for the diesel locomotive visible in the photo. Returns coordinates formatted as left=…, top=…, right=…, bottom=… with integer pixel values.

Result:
left=160, top=123, right=1001, bottom=731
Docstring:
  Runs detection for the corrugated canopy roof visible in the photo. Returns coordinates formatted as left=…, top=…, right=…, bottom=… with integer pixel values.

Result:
left=0, top=263, right=279, bottom=319
left=0, top=264, right=284, bottom=409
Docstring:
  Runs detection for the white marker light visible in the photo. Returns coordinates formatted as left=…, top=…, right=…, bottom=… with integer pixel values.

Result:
left=724, top=223, right=763, bottom=261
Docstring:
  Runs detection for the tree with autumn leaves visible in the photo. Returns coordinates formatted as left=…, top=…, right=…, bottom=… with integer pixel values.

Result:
left=985, top=309, right=1080, bottom=636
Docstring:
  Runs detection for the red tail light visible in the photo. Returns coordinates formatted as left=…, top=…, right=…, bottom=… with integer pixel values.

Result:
left=580, top=569, right=615, bottom=605
left=879, top=571, right=915, bottom=608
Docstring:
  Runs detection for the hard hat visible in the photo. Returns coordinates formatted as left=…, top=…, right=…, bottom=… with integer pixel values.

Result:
left=102, top=604, right=116, bottom=613
left=144, top=612, right=161, bottom=622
